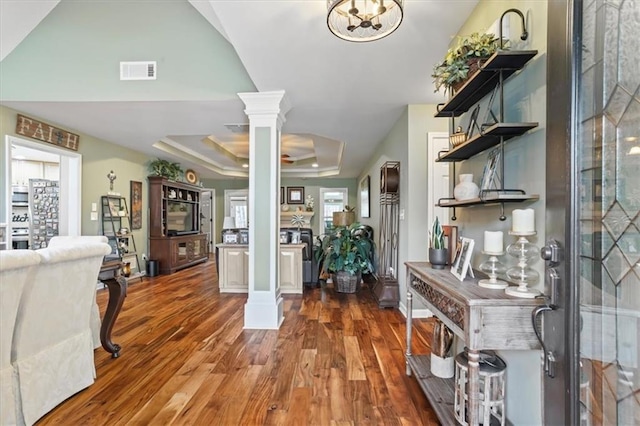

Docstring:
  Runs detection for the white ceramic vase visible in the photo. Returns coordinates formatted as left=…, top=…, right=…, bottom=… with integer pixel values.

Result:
left=453, top=174, right=480, bottom=201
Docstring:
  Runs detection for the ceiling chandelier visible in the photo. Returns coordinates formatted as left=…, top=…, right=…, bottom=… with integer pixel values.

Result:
left=327, top=0, right=404, bottom=42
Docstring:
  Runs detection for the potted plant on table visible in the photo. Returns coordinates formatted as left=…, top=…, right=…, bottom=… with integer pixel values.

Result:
left=428, top=217, right=448, bottom=269
left=315, top=222, right=375, bottom=293
left=431, top=32, right=503, bottom=94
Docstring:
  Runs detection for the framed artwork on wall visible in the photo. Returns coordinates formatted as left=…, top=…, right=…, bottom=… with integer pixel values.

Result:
left=359, top=175, right=370, bottom=218
left=287, top=187, right=304, bottom=204
left=130, top=180, right=142, bottom=229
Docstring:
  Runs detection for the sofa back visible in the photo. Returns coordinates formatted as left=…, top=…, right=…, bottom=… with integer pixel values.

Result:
left=0, top=249, right=41, bottom=426
left=13, top=242, right=111, bottom=358
left=0, top=250, right=41, bottom=368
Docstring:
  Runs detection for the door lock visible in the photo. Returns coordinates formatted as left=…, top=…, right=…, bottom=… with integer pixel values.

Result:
left=540, top=239, right=562, bottom=264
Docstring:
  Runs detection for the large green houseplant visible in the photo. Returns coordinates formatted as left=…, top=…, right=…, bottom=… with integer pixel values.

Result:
left=148, top=159, right=183, bottom=181
left=315, top=222, right=375, bottom=293
left=431, top=32, right=503, bottom=93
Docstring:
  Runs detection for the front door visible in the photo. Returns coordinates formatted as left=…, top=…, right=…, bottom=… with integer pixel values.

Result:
left=544, top=1, right=640, bottom=424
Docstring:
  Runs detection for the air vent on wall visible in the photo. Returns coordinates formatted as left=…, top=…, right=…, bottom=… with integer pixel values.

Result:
left=120, top=61, right=156, bottom=80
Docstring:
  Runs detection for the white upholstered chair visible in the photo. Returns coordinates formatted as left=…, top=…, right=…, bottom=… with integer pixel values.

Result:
left=47, top=236, right=110, bottom=349
left=0, top=250, right=41, bottom=426
left=12, top=240, right=111, bottom=425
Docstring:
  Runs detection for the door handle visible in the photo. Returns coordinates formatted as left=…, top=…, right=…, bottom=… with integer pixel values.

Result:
left=532, top=304, right=556, bottom=378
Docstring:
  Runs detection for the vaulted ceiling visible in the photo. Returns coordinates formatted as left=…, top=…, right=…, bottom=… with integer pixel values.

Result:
left=0, top=0, right=478, bottom=179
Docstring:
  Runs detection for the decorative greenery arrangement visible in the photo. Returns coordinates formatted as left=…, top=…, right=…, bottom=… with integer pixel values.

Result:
left=431, top=32, right=503, bottom=93
left=148, top=159, right=183, bottom=181
left=315, top=222, right=375, bottom=276
left=430, top=217, right=445, bottom=249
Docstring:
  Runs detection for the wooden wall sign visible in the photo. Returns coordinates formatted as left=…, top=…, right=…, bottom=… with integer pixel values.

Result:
left=15, top=114, right=80, bottom=151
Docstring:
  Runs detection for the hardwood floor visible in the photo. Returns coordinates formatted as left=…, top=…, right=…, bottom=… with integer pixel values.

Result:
left=37, top=259, right=438, bottom=425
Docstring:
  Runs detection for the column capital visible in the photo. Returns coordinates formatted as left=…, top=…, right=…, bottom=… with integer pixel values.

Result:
left=238, top=90, right=291, bottom=127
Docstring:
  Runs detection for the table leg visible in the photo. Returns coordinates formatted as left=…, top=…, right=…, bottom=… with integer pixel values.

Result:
left=101, top=275, right=127, bottom=358
left=406, top=291, right=413, bottom=376
left=467, top=348, right=480, bottom=426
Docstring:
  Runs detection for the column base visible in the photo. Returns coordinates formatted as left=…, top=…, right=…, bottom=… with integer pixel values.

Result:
left=244, top=292, right=284, bottom=329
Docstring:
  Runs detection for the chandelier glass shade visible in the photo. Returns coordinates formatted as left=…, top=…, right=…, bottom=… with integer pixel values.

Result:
left=327, top=0, right=404, bottom=42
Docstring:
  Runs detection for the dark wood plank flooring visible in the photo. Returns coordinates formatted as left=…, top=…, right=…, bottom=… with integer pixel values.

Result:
left=37, top=258, right=437, bottom=425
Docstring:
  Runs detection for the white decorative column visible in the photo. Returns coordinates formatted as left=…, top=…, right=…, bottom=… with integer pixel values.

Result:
left=238, top=90, right=291, bottom=329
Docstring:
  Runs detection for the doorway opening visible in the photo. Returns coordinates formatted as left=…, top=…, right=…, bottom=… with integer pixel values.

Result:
left=3, top=135, right=82, bottom=248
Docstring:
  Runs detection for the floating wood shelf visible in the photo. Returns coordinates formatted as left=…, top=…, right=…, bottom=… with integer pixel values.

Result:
left=438, top=193, right=539, bottom=208
left=435, top=50, right=539, bottom=118
left=437, top=122, right=539, bottom=162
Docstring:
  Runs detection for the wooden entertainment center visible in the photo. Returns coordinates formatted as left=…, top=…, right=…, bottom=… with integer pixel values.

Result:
left=148, top=176, right=208, bottom=275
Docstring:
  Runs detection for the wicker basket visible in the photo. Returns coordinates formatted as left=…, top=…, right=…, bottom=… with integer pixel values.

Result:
left=451, top=58, right=485, bottom=94
left=335, top=271, right=361, bottom=293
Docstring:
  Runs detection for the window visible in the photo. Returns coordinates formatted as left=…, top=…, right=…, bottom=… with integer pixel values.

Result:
left=319, top=187, right=348, bottom=235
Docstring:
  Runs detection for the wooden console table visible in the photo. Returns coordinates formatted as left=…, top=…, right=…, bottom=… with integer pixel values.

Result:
left=98, top=260, right=128, bottom=358
left=405, top=262, right=542, bottom=426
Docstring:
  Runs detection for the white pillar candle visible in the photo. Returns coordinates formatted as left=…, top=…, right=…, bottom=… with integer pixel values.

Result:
left=512, top=208, right=535, bottom=233
left=484, top=231, right=504, bottom=253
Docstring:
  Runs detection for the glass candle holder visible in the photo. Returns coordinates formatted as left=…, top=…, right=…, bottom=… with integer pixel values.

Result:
left=478, top=251, right=508, bottom=289
left=505, top=231, right=540, bottom=298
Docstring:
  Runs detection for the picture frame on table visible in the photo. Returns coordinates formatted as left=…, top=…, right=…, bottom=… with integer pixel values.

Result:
left=287, top=187, right=305, bottom=204
left=290, top=230, right=301, bottom=244
left=451, top=237, right=475, bottom=281
left=223, top=231, right=238, bottom=244
left=281, top=187, right=285, bottom=205
left=359, top=175, right=370, bottom=218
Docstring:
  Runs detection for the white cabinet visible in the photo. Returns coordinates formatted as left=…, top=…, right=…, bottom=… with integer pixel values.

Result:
left=218, top=245, right=249, bottom=292
left=279, top=246, right=303, bottom=294
left=217, top=244, right=304, bottom=294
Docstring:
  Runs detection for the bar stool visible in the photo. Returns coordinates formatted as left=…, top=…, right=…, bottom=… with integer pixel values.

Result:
left=454, top=350, right=507, bottom=426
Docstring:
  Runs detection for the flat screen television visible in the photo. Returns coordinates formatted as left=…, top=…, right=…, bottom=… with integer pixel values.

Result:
left=166, top=201, right=199, bottom=235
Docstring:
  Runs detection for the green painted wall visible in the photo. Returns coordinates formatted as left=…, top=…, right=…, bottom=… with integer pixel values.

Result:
left=443, top=2, right=548, bottom=424
left=1, top=105, right=152, bottom=263
left=0, top=0, right=255, bottom=101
